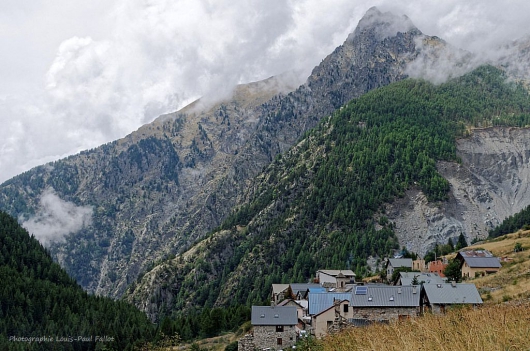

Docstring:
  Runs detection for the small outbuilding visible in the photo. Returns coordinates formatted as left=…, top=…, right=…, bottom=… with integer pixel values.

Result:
left=421, top=282, right=483, bottom=314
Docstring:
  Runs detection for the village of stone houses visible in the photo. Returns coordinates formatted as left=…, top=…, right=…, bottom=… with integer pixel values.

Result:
left=238, top=249, right=503, bottom=351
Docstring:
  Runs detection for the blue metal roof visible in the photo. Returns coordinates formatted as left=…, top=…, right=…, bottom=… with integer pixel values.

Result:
left=308, top=292, right=350, bottom=315
left=308, top=288, right=326, bottom=293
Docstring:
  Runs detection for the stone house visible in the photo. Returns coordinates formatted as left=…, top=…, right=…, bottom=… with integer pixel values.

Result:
left=456, top=250, right=501, bottom=278
left=277, top=299, right=308, bottom=321
left=386, top=258, right=413, bottom=278
left=347, top=285, right=420, bottom=325
left=421, top=282, right=483, bottom=314
left=249, top=306, right=298, bottom=350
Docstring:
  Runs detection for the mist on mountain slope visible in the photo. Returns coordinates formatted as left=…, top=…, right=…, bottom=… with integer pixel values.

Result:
left=1, top=1, right=530, bottom=183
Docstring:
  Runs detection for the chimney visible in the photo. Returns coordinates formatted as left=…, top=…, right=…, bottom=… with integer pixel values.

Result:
left=451, top=281, right=457, bottom=288
left=398, top=287, right=402, bottom=294
left=412, top=286, right=417, bottom=294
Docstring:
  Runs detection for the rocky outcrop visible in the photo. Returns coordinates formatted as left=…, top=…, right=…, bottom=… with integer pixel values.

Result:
left=0, top=7, right=440, bottom=298
left=388, top=127, right=530, bottom=256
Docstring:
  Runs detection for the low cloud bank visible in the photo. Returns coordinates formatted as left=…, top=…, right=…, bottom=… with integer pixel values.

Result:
left=22, top=188, right=93, bottom=246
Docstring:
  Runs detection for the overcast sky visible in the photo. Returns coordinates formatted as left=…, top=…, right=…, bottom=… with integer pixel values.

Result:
left=1, top=0, right=529, bottom=184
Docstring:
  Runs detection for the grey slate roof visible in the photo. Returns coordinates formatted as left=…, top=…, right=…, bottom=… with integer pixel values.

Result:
left=349, top=285, right=420, bottom=307
left=398, top=272, right=444, bottom=286
left=457, top=250, right=501, bottom=268
left=388, top=258, right=413, bottom=269
left=251, top=306, right=298, bottom=326
left=423, top=283, right=483, bottom=304
left=308, top=292, right=351, bottom=315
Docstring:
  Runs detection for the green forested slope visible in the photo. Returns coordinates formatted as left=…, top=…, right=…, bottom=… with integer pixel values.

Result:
left=128, top=66, right=530, bottom=322
left=0, top=211, right=155, bottom=351
left=490, top=204, right=530, bottom=238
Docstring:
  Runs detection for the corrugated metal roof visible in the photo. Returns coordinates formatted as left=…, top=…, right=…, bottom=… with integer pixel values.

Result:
left=463, top=257, right=501, bottom=268
left=308, top=288, right=326, bottom=293
left=251, top=306, right=298, bottom=325
left=308, top=292, right=351, bottom=315
left=423, top=283, right=483, bottom=304
left=388, top=258, right=413, bottom=268
left=349, top=285, right=420, bottom=307
left=399, top=272, right=444, bottom=285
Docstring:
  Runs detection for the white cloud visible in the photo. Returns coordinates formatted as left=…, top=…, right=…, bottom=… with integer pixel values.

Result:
left=1, top=1, right=530, bottom=183
left=21, top=188, right=93, bottom=246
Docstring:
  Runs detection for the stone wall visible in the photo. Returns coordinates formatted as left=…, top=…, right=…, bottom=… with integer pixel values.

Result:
left=238, top=334, right=255, bottom=351
left=253, top=325, right=297, bottom=350
left=347, top=306, right=419, bottom=323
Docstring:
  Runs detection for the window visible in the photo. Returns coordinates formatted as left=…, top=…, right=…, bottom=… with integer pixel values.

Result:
left=277, top=338, right=282, bottom=345
left=343, top=304, right=349, bottom=313
left=276, top=325, right=284, bottom=332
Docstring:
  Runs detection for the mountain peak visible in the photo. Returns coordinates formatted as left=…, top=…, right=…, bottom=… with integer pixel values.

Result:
left=348, top=7, right=420, bottom=42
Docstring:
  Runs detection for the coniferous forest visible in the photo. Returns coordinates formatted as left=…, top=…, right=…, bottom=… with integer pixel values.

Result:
left=141, top=66, right=530, bottom=317
left=4, top=65, right=530, bottom=348
left=489, top=204, right=530, bottom=238
left=0, top=211, right=155, bottom=350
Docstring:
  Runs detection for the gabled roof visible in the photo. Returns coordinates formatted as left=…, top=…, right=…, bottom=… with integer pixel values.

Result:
left=308, top=292, right=351, bottom=315
left=456, top=250, right=501, bottom=269
left=349, top=285, right=420, bottom=307
left=398, top=272, right=444, bottom=286
left=277, top=299, right=308, bottom=310
left=313, top=299, right=349, bottom=317
left=423, top=283, right=483, bottom=304
left=251, top=306, right=298, bottom=326
left=387, top=258, right=413, bottom=269
left=317, top=269, right=356, bottom=277
left=272, top=284, right=290, bottom=294
left=290, top=283, right=321, bottom=296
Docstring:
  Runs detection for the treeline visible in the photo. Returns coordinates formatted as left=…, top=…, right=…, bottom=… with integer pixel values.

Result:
left=423, top=233, right=468, bottom=262
left=0, top=211, right=155, bottom=350
left=490, top=204, right=530, bottom=238
left=152, top=65, right=530, bottom=319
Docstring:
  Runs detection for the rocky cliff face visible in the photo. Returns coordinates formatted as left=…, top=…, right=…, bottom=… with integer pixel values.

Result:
left=0, top=7, right=440, bottom=298
left=387, top=127, right=530, bottom=256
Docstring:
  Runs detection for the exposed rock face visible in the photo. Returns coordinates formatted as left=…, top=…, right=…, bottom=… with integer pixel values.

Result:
left=388, top=127, right=530, bottom=256
left=0, top=8, right=437, bottom=297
